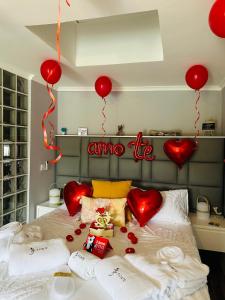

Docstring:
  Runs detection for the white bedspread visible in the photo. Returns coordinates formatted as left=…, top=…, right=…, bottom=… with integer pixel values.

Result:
left=0, top=206, right=210, bottom=300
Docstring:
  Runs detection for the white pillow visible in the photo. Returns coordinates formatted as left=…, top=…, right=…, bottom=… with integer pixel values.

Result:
left=150, top=189, right=190, bottom=224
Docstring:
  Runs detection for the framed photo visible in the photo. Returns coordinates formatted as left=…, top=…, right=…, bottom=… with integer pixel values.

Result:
left=78, top=127, right=88, bottom=136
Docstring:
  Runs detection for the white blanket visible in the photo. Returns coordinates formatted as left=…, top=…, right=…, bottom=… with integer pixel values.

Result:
left=95, top=256, right=160, bottom=300
left=8, top=239, right=70, bottom=276
left=68, top=250, right=100, bottom=280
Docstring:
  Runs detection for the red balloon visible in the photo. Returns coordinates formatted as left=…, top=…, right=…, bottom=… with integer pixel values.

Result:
left=185, top=65, right=208, bottom=90
left=164, top=139, right=197, bottom=169
left=64, top=181, right=93, bottom=216
left=127, top=188, right=162, bottom=227
left=209, top=0, right=225, bottom=38
left=95, top=76, right=112, bottom=98
left=40, top=59, right=62, bottom=85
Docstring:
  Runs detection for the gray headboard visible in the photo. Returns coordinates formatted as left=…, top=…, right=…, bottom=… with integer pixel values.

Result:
left=56, top=136, right=225, bottom=214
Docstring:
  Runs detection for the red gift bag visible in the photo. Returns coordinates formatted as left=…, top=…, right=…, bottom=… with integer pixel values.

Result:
left=83, top=234, right=112, bottom=259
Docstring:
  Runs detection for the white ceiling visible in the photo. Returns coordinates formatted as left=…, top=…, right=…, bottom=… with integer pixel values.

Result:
left=0, top=0, right=224, bottom=90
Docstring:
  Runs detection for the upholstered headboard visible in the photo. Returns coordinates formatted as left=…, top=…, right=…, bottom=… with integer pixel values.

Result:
left=56, top=136, right=225, bottom=214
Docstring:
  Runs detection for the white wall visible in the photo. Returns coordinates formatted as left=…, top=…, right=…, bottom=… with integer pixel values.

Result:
left=29, top=81, right=57, bottom=220
left=58, top=90, right=223, bottom=136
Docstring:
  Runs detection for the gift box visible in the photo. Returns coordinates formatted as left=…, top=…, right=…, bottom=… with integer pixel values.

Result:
left=83, top=234, right=112, bottom=259
left=89, top=221, right=114, bottom=238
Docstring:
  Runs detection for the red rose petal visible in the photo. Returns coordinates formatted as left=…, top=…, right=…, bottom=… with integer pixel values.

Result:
left=125, top=247, right=135, bottom=254
left=127, top=232, right=135, bottom=240
left=80, top=223, right=86, bottom=229
left=75, top=229, right=82, bottom=235
left=120, top=227, right=128, bottom=233
left=131, top=237, right=138, bottom=244
left=66, top=235, right=74, bottom=242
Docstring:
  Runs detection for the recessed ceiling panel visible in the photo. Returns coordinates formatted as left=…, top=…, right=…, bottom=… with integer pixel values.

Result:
left=75, top=11, right=164, bottom=66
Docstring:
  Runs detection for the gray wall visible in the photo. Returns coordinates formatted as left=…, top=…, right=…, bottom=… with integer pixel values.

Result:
left=222, top=86, right=225, bottom=135
left=29, top=81, right=57, bottom=220
left=58, top=90, right=223, bottom=136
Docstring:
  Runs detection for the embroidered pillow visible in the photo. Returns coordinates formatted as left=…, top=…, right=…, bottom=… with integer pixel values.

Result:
left=80, top=196, right=127, bottom=227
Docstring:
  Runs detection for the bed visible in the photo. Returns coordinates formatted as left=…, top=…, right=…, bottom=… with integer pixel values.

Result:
left=0, top=203, right=210, bottom=300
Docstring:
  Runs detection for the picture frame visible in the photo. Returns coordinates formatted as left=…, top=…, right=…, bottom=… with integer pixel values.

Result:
left=78, top=127, right=88, bottom=136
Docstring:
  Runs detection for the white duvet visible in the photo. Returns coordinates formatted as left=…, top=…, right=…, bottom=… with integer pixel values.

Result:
left=0, top=206, right=210, bottom=300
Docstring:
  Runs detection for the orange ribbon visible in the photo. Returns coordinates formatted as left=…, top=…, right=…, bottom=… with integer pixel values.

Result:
left=101, top=97, right=107, bottom=136
left=42, top=0, right=70, bottom=164
left=194, top=90, right=201, bottom=142
left=42, top=85, right=63, bottom=164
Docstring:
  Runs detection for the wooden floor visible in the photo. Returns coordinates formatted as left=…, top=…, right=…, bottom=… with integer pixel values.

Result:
left=200, top=250, right=225, bottom=300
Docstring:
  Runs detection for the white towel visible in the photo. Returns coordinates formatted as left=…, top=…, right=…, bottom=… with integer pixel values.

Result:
left=95, top=256, right=159, bottom=300
left=8, top=239, right=70, bottom=276
left=125, top=254, right=176, bottom=299
left=13, top=225, right=42, bottom=244
left=156, top=246, right=209, bottom=288
left=0, top=222, right=23, bottom=262
left=68, top=250, right=100, bottom=280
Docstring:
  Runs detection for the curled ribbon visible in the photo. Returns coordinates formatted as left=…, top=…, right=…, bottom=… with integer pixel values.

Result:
left=101, top=97, right=107, bottom=136
left=42, top=0, right=70, bottom=164
left=194, top=90, right=201, bottom=143
left=42, top=85, right=63, bottom=164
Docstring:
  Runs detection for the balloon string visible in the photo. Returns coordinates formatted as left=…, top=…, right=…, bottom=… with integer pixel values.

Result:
left=42, top=84, right=63, bottom=164
left=57, top=0, right=62, bottom=64
left=194, top=90, right=201, bottom=143
left=101, top=97, right=107, bottom=136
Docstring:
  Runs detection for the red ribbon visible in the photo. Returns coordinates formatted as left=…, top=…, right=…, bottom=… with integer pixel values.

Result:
left=194, top=90, right=201, bottom=142
left=101, top=97, right=107, bottom=136
left=42, top=0, right=70, bottom=164
left=42, top=85, right=63, bottom=164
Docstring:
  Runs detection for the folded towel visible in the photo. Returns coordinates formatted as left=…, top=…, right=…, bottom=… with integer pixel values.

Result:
left=95, top=256, right=159, bottom=300
left=157, top=246, right=185, bottom=264
left=68, top=250, right=100, bottom=280
left=13, top=225, right=42, bottom=244
left=0, top=222, right=23, bottom=262
left=125, top=254, right=176, bottom=299
left=8, top=239, right=70, bottom=276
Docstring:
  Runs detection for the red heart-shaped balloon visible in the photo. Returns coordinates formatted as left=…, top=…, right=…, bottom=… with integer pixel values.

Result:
left=127, top=188, right=162, bottom=227
left=164, top=139, right=197, bottom=169
left=64, top=181, right=92, bottom=216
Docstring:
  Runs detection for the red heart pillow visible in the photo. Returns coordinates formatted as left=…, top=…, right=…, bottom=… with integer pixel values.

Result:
left=64, top=181, right=92, bottom=216
left=164, top=139, right=197, bottom=169
left=127, top=188, right=162, bottom=227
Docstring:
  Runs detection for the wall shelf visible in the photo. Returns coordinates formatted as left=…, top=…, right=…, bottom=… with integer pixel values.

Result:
left=0, top=68, right=29, bottom=226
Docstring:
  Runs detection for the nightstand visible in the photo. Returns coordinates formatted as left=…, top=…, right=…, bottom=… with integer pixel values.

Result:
left=36, top=201, right=63, bottom=218
left=190, top=213, right=225, bottom=252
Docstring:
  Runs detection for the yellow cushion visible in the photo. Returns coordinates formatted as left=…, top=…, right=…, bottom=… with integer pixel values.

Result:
left=80, top=196, right=126, bottom=227
left=92, top=180, right=132, bottom=199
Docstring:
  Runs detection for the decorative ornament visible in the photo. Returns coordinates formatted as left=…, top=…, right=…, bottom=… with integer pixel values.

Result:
left=75, top=229, right=82, bottom=235
left=128, top=132, right=155, bottom=161
left=95, top=76, right=112, bottom=98
left=120, top=227, right=128, bottom=233
left=83, top=234, right=113, bottom=258
left=163, top=139, right=197, bottom=168
left=80, top=223, right=86, bottom=229
left=185, top=65, right=208, bottom=141
left=87, top=132, right=156, bottom=161
left=185, top=65, right=208, bottom=91
left=89, top=208, right=114, bottom=237
left=66, top=235, right=74, bottom=242
left=40, top=0, right=70, bottom=164
left=125, top=248, right=135, bottom=254
left=40, top=60, right=62, bottom=85
left=64, top=181, right=93, bottom=216
left=127, top=188, right=162, bottom=227
left=209, top=0, right=225, bottom=38
left=95, top=76, right=112, bottom=136
left=127, top=232, right=135, bottom=240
